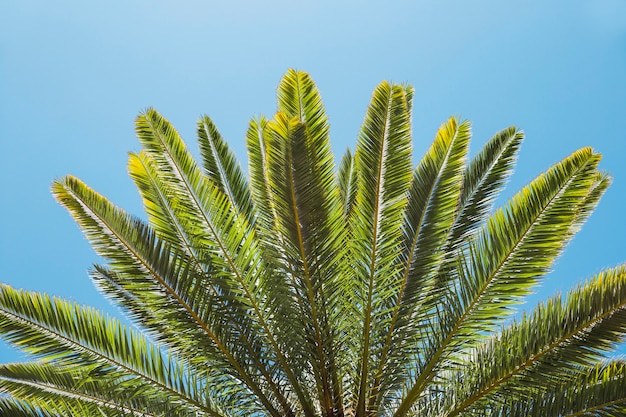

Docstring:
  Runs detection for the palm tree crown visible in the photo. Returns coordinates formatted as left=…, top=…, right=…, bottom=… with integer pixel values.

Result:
left=1, top=70, right=625, bottom=417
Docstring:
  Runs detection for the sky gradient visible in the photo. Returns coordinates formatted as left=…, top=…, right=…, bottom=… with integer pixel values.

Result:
left=1, top=0, right=625, bottom=362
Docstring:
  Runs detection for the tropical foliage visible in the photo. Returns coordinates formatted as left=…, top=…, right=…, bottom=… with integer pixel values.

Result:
left=1, top=70, right=625, bottom=417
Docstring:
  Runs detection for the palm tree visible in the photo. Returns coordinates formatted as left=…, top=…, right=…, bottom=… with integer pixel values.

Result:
left=1, top=69, right=625, bottom=417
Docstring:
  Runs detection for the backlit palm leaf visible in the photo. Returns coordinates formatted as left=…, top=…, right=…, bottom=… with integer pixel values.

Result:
left=0, top=70, right=623, bottom=417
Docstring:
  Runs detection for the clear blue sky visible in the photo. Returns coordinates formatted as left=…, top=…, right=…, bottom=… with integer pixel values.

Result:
left=1, top=1, right=625, bottom=362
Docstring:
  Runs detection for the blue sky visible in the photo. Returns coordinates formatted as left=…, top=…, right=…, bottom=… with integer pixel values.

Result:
left=1, top=1, right=625, bottom=362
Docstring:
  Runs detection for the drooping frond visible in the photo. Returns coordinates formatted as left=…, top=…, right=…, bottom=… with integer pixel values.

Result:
left=54, top=177, right=242, bottom=375
left=0, top=361, right=206, bottom=416
left=0, top=398, right=57, bottom=417
left=517, top=361, right=626, bottom=417
left=0, top=286, right=219, bottom=416
left=54, top=170, right=291, bottom=416
left=446, top=265, right=626, bottom=417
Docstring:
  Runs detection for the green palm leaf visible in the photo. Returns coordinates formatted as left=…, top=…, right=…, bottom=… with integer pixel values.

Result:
left=350, top=81, right=413, bottom=416
left=395, top=147, right=605, bottom=416
left=52, top=174, right=285, bottom=415
left=0, top=398, right=58, bottom=417
left=526, top=361, right=626, bottom=417
left=452, top=126, right=524, bottom=246
left=369, top=116, right=470, bottom=411
left=0, top=362, right=196, bottom=417
left=135, top=109, right=312, bottom=416
left=0, top=286, right=219, bottom=416
left=128, top=147, right=301, bottom=415
left=197, top=115, right=255, bottom=224
left=455, top=147, right=603, bottom=335
left=246, top=116, right=276, bottom=234
left=337, top=148, right=358, bottom=219
left=263, top=69, right=348, bottom=416
left=0, top=69, right=623, bottom=417
left=444, top=264, right=626, bottom=417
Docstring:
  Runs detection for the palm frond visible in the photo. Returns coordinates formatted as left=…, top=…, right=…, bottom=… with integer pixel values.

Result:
left=52, top=175, right=279, bottom=416
left=337, top=148, right=358, bottom=219
left=453, top=147, right=603, bottom=338
left=135, top=108, right=316, bottom=416
left=0, top=286, right=218, bottom=416
left=1, top=69, right=621, bottom=417
left=447, top=265, right=626, bottom=417
left=197, top=115, right=255, bottom=225
left=128, top=147, right=301, bottom=415
left=530, top=361, right=626, bottom=417
left=0, top=361, right=201, bottom=417
left=53, top=175, right=233, bottom=362
left=246, top=116, right=276, bottom=235
left=0, top=397, right=57, bottom=417
left=369, top=117, right=470, bottom=411
left=277, top=69, right=329, bottom=146
left=451, top=126, right=524, bottom=247
left=395, top=147, right=603, bottom=416
left=262, top=69, right=349, bottom=416
left=350, top=81, right=413, bottom=416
